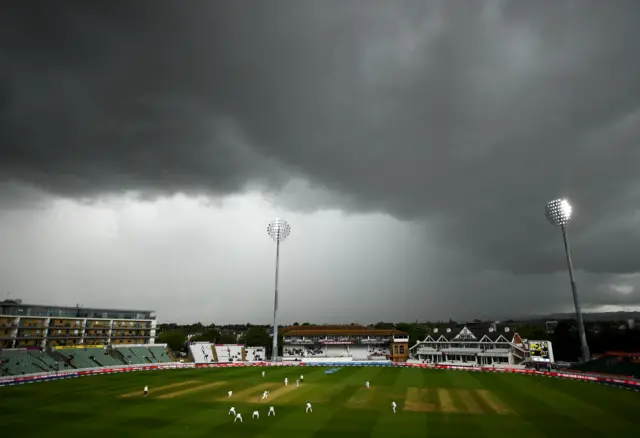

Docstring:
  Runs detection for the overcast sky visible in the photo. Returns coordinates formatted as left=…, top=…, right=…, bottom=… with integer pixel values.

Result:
left=1, top=0, right=640, bottom=324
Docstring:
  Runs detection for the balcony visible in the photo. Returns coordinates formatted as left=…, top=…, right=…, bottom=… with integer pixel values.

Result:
left=18, top=323, right=49, bottom=329
left=15, top=334, right=46, bottom=339
left=47, top=334, right=84, bottom=338
left=415, top=347, right=439, bottom=354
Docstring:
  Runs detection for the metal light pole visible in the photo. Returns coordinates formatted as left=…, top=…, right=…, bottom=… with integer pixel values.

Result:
left=545, top=198, right=590, bottom=363
left=267, top=218, right=291, bottom=362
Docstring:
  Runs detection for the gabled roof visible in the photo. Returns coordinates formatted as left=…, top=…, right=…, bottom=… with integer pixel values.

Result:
left=451, top=326, right=477, bottom=341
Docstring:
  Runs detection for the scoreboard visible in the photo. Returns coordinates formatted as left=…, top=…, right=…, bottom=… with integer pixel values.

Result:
left=528, top=340, right=553, bottom=363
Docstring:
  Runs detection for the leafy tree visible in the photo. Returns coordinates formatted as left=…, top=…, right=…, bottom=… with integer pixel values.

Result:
left=242, top=326, right=271, bottom=347
left=191, top=330, right=219, bottom=343
left=157, top=330, right=187, bottom=352
left=218, top=333, right=238, bottom=344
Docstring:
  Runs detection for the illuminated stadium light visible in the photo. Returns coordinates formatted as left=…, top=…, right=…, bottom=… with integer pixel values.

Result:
left=545, top=198, right=572, bottom=226
left=267, top=218, right=291, bottom=362
left=545, top=198, right=590, bottom=363
left=267, top=218, right=291, bottom=243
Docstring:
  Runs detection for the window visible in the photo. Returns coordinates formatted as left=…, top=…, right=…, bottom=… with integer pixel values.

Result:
left=400, top=346, right=405, bottom=354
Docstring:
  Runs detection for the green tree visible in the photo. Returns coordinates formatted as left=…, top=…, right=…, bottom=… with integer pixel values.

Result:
left=191, top=330, right=219, bottom=343
left=157, top=330, right=187, bottom=352
left=242, top=326, right=271, bottom=347
left=218, top=333, right=238, bottom=344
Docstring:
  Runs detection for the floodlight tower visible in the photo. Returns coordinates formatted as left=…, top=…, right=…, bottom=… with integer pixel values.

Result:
left=267, top=218, right=291, bottom=362
left=545, top=198, right=591, bottom=363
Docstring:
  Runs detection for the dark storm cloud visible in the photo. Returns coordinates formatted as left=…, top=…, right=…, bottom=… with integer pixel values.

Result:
left=2, top=0, right=640, bottom=276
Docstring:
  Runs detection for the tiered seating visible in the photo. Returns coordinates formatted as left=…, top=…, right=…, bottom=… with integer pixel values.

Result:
left=115, top=347, right=145, bottom=364
left=58, top=348, right=110, bottom=369
left=129, top=347, right=154, bottom=363
left=370, top=347, right=390, bottom=358
left=228, top=345, right=243, bottom=362
left=214, top=345, right=230, bottom=362
left=148, top=346, right=173, bottom=363
left=28, top=350, right=64, bottom=371
left=284, top=347, right=305, bottom=358
left=245, top=347, right=266, bottom=361
left=350, top=345, right=369, bottom=360
left=573, top=356, right=640, bottom=378
left=0, top=349, right=47, bottom=375
left=325, top=345, right=349, bottom=357
left=189, top=342, right=215, bottom=363
left=91, top=350, right=124, bottom=367
left=305, top=346, right=325, bottom=357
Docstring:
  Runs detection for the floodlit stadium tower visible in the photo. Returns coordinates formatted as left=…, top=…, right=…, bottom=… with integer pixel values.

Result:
left=267, top=218, right=291, bottom=362
left=545, top=198, right=590, bottom=363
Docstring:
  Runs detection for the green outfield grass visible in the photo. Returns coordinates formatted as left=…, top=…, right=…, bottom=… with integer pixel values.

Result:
left=1, top=366, right=639, bottom=437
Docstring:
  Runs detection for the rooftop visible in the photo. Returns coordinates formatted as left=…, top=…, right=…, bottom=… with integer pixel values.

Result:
left=282, top=325, right=407, bottom=336
left=0, top=300, right=154, bottom=314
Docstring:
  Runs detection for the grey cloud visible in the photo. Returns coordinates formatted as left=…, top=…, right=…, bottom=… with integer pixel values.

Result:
left=2, top=0, right=640, bottom=281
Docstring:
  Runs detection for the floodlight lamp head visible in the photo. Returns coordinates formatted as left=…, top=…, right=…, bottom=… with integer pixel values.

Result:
left=545, top=198, right=572, bottom=227
left=267, top=218, right=291, bottom=242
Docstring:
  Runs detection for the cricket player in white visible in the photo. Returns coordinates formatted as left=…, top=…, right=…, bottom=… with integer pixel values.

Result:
left=300, top=374, right=304, bottom=382
left=143, top=385, right=148, bottom=396
left=268, top=406, right=275, bottom=416
left=305, top=402, right=312, bottom=413
left=228, top=406, right=236, bottom=416
left=391, top=401, right=397, bottom=413
left=228, top=390, right=233, bottom=398
left=261, top=390, right=269, bottom=400
left=252, top=410, right=259, bottom=419
left=262, top=370, right=265, bottom=377
left=284, top=377, right=288, bottom=386
left=296, top=379, right=299, bottom=387
left=365, top=381, right=370, bottom=389
left=234, top=413, right=243, bottom=422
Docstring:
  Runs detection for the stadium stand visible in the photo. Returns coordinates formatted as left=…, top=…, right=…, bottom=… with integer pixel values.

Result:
left=571, top=352, right=640, bottom=378
left=326, top=345, right=349, bottom=357
left=129, top=346, right=155, bottom=363
left=245, top=347, right=266, bottom=362
left=189, top=342, right=216, bottom=363
left=1, top=349, right=45, bottom=375
left=148, top=346, right=173, bottom=363
left=228, top=345, right=243, bottom=361
left=214, top=345, right=230, bottom=362
left=58, top=348, right=111, bottom=369
left=282, top=325, right=407, bottom=362
left=1, top=344, right=174, bottom=375
left=349, top=345, right=369, bottom=360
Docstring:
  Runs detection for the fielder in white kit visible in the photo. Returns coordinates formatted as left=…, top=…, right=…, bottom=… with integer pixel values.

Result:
left=284, top=377, right=288, bottom=386
left=228, top=406, right=236, bottom=416
left=261, top=390, right=269, bottom=400
left=391, top=401, right=397, bottom=413
left=252, top=410, right=260, bottom=419
left=228, top=390, right=233, bottom=398
left=234, top=413, right=243, bottom=422
left=305, top=402, right=313, bottom=413
left=268, top=406, right=275, bottom=416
